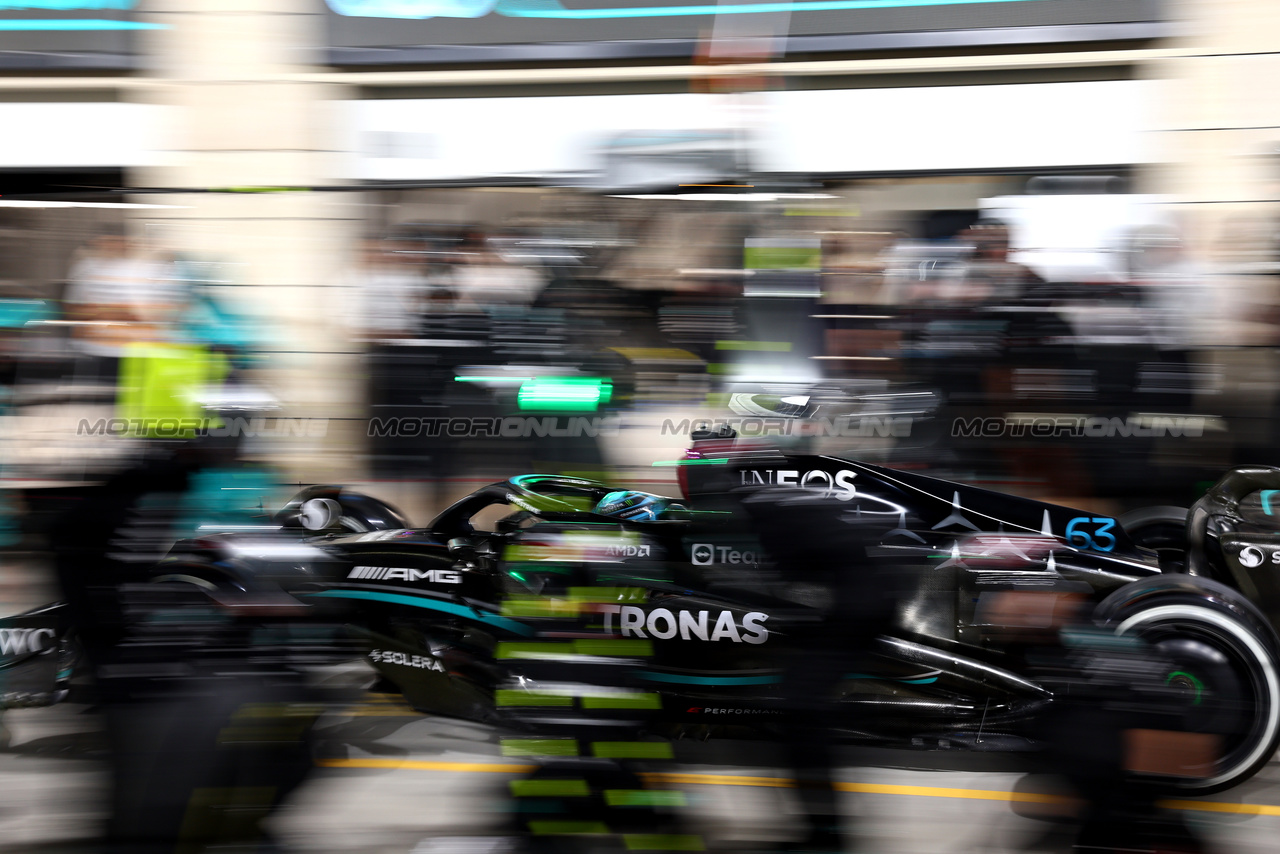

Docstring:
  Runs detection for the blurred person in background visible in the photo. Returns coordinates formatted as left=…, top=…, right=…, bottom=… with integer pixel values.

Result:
left=64, top=224, right=179, bottom=383
left=819, top=231, right=895, bottom=306
left=49, top=318, right=338, bottom=853
left=958, top=220, right=1045, bottom=305
left=422, top=237, right=460, bottom=306
left=352, top=233, right=430, bottom=340
left=476, top=490, right=702, bottom=854
left=51, top=447, right=334, bottom=853
left=1125, top=224, right=1206, bottom=351
left=453, top=229, right=544, bottom=308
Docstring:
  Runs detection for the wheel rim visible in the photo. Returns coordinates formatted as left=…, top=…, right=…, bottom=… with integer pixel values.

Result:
left=1117, top=606, right=1280, bottom=790
left=1164, top=670, right=1205, bottom=705
left=1153, top=637, right=1248, bottom=741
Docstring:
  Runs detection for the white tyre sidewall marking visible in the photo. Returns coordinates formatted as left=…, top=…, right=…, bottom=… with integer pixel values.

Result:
left=1116, top=605, right=1280, bottom=789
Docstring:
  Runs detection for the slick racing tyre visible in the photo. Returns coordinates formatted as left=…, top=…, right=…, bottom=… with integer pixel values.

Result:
left=1098, top=576, right=1280, bottom=794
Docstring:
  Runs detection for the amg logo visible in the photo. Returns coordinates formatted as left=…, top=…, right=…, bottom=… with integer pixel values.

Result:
left=0, top=628, right=55, bottom=658
left=348, top=566, right=462, bottom=583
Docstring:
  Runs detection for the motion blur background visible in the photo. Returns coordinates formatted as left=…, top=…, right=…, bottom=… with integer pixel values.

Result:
left=2, top=0, right=1279, bottom=533
left=3, top=0, right=1280, bottom=849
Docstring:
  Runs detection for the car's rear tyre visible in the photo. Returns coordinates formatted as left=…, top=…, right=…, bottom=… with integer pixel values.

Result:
left=1102, top=589, right=1280, bottom=794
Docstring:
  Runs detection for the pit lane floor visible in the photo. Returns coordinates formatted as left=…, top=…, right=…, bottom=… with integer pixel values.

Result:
left=2, top=697, right=1279, bottom=854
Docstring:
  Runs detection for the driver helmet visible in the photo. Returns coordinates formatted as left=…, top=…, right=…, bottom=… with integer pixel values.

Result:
left=596, top=490, right=681, bottom=522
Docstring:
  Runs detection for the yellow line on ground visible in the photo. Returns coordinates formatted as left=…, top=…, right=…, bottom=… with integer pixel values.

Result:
left=1161, top=799, right=1280, bottom=817
left=642, top=772, right=795, bottom=789
left=642, top=772, right=1052, bottom=802
left=645, top=771, right=1280, bottom=815
left=318, top=760, right=1280, bottom=817
left=840, top=782, right=1063, bottom=804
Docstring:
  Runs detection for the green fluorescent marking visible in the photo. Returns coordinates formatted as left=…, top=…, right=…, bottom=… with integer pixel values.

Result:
left=592, top=741, right=675, bottom=759
left=497, top=641, right=574, bottom=660
left=622, top=834, right=706, bottom=850
left=569, top=587, right=648, bottom=604
left=502, top=738, right=579, bottom=757
left=582, top=693, right=662, bottom=710
left=498, top=639, right=653, bottom=658
left=606, top=790, right=688, bottom=807
left=743, top=245, right=821, bottom=270
left=222, top=186, right=299, bottom=193
left=569, top=586, right=647, bottom=603
left=1165, top=670, right=1205, bottom=705
left=501, top=597, right=576, bottom=617
left=517, top=377, right=612, bottom=412
left=511, top=779, right=591, bottom=797
left=529, top=821, right=610, bottom=835
left=495, top=690, right=574, bottom=707
left=0, top=19, right=164, bottom=29
left=300, top=590, right=534, bottom=636
left=573, top=638, right=653, bottom=656
left=714, top=340, right=792, bottom=352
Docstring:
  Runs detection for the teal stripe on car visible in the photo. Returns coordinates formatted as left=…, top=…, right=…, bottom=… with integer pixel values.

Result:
left=302, top=589, right=535, bottom=636
left=845, top=672, right=939, bottom=685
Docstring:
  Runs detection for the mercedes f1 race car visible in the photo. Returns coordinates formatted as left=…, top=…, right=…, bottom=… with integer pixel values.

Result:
left=4, top=449, right=1280, bottom=795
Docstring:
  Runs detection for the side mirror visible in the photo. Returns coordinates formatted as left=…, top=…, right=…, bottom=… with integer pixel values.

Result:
left=299, top=498, right=342, bottom=531
left=448, top=538, right=478, bottom=559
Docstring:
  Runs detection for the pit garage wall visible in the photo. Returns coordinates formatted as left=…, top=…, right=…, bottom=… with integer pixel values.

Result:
left=83, top=0, right=1280, bottom=489
left=129, top=0, right=367, bottom=487
left=1136, top=0, right=1280, bottom=263
left=345, top=80, right=1160, bottom=182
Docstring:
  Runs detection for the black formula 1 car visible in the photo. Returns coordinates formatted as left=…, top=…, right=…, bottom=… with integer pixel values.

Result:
left=5, top=451, right=1280, bottom=795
